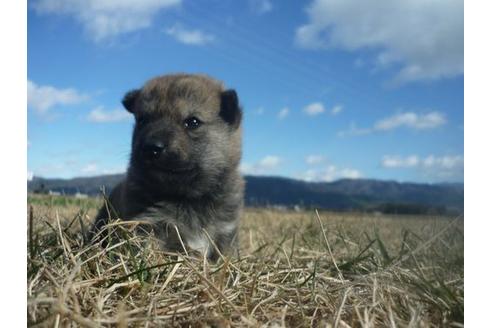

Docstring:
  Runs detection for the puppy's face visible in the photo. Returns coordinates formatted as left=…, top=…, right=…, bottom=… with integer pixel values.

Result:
left=123, top=74, right=242, bottom=197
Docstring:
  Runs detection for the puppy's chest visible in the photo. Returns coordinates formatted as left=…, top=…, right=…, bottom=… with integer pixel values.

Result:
left=149, top=201, right=217, bottom=225
left=142, top=201, right=237, bottom=255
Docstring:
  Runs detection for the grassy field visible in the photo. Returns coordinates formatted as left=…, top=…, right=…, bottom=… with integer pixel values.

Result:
left=27, top=194, right=463, bottom=327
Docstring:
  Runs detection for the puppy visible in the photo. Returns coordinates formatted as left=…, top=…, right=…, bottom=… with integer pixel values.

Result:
left=90, top=74, right=244, bottom=260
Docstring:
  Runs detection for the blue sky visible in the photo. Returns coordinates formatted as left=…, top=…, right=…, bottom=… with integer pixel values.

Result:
left=27, top=0, right=464, bottom=183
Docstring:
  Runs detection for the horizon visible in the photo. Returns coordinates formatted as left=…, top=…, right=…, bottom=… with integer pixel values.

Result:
left=27, top=172, right=464, bottom=186
left=28, top=0, right=464, bottom=184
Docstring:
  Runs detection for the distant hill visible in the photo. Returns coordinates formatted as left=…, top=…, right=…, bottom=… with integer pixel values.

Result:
left=244, top=176, right=463, bottom=214
left=28, top=174, right=124, bottom=196
left=28, top=174, right=463, bottom=215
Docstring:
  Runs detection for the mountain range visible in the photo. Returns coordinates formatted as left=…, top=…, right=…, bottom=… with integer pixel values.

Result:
left=27, top=174, right=464, bottom=215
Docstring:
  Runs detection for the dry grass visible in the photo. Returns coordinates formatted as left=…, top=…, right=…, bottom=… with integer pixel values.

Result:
left=27, top=195, right=463, bottom=327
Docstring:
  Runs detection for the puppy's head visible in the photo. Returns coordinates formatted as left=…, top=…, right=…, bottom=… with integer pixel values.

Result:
left=124, top=74, right=242, bottom=198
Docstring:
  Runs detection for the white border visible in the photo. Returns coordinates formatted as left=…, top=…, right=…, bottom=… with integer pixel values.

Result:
left=2, top=0, right=481, bottom=326
left=465, top=1, right=492, bottom=326
left=0, top=0, right=27, bottom=325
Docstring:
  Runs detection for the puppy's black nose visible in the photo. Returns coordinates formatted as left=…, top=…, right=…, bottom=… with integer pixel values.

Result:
left=143, top=141, right=166, bottom=160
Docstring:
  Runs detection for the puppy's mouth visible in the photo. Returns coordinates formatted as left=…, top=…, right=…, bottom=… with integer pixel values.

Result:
left=133, top=145, right=198, bottom=177
left=157, top=165, right=196, bottom=175
left=142, top=160, right=197, bottom=176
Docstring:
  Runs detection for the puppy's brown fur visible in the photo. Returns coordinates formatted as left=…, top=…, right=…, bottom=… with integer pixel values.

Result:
left=90, top=74, right=244, bottom=260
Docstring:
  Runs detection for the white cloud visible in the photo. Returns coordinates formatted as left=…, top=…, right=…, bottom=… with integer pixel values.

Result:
left=374, top=111, right=447, bottom=130
left=382, top=154, right=463, bottom=170
left=338, top=111, right=446, bottom=137
left=381, top=155, right=420, bottom=168
left=34, top=156, right=126, bottom=178
left=240, top=163, right=253, bottom=174
left=338, top=168, right=362, bottom=180
left=299, top=169, right=321, bottom=182
left=241, top=155, right=282, bottom=175
left=27, top=171, right=34, bottom=181
left=277, top=107, right=289, bottom=119
left=81, top=162, right=126, bottom=176
left=255, top=107, right=265, bottom=115
left=330, top=104, right=343, bottom=115
left=27, top=80, right=88, bottom=113
left=337, top=122, right=372, bottom=137
left=295, top=0, right=463, bottom=83
left=354, top=58, right=365, bottom=68
left=300, top=165, right=362, bottom=182
left=303, top=102, right=325, bottom=116
left=250, top=0, right=273, bottom=14
left=87, top=106, right=132, bottom=123
left=31, top=0, right=181, bottom=42
left=165, top=24, right=215, bottom=46
left=81, top=163, right=98, bottom=174
left=258, top=156, right=281, bottom=169
left=421, top=155, right=463, bottom=170
left=305, top=155, right=326, bottom=165
left=102, top=166, right=127, bottom=175
left=35, top=162, right=67, bottom=177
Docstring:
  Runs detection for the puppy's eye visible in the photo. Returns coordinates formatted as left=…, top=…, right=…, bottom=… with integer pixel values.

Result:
left=183, top=116, right=202, bottom=130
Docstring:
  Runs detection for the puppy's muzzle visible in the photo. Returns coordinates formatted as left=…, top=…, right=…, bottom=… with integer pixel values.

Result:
left=143, top=141, right=166, bottom=161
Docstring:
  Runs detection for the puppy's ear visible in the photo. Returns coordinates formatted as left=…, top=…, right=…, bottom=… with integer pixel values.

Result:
left=122, top=89, right=140, bottom=113
left=220, top=89, right=242, bottom=129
